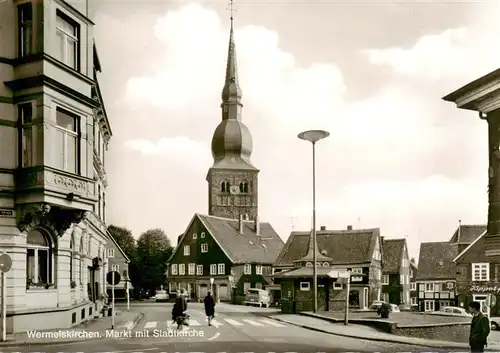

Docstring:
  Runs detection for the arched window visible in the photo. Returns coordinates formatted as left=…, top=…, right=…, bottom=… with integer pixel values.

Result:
left=26, top=229, right=53, bottom=287
left=239, top=182, right=244, bottom=193
left=244, top=183, right=248, bottom=193
left=221, top=182, right=226, bottom=193
left=226, top=182, right=231, bottom=191
left=305, top=262, right=313, bottom=268
left=323, top=262, right=329, bottom=267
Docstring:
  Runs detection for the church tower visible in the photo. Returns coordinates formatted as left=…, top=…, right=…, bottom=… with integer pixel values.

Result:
left=206, top=8, right=259, bottom=221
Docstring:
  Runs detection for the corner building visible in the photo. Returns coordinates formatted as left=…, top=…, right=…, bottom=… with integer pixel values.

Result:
left=0, top=0, right=112, bottom=332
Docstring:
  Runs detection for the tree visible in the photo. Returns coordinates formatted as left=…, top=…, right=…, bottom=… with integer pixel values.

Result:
left=136, top=228, right=173, bottom=294
left=107, top=225, right=136, bottom=259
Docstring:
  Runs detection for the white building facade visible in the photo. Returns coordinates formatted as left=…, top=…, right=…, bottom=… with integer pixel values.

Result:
left=0, top=0, right=112, bottom=333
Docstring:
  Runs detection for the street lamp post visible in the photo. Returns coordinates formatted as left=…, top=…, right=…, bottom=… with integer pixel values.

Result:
left=298, top=129, right=330, bottom=313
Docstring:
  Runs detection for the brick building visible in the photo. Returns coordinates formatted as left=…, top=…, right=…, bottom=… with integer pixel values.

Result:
left=453, top=230, right=500, bottom=317
left=381, top=238, right=411, bottom=308
left=166, top=17, right=284, bottom=302
left=273, top=225, right=382, bottom=312
left=415, top=224, right=486, bottom=312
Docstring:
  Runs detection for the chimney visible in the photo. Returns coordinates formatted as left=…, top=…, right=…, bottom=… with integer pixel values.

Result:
left=239, top=214, right=244, bottom=234
left=254, top=215, right=260, bottom=236
left=380, top=236, right=384, bottom=243
left=457, top=219, right=462, bottom=243
left=320, top=226, right=326, bottom=231
left=347, top=225, right=353, bottom=230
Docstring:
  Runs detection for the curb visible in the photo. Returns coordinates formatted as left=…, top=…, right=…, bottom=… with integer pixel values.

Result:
left=268, top=316, right=469, bottom=350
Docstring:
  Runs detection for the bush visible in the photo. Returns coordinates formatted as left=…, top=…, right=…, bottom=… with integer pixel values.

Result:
left=234, top=295, right=245, bottom=305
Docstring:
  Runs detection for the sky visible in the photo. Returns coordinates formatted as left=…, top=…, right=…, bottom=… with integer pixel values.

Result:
left=89, top=0, right=500, bottom=259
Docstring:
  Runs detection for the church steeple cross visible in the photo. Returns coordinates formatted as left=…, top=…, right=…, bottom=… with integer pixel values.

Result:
left=226, top=0, right=238, bottom=29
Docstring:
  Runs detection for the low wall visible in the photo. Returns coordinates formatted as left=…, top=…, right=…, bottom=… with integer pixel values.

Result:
left=300, top=313, right=470, bottom=343
left=393, top=322, right=470, bottom=342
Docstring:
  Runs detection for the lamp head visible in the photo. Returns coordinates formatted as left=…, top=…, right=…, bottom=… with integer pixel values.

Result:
left=298, top=130, right=330, bottom=143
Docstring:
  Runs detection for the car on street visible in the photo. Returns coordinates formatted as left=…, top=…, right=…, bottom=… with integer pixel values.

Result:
left=370, top=300, right=400, bottom=312
left=244, top=288, right=271, bottom=307
left=155, top=290, right=169, bottom=302
left=429, top=306, right=472, bottom=317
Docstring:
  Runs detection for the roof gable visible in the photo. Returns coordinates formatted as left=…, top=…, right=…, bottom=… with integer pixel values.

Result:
left=453, top=229, right=487, bottom=263
left=449, top=224, right=486, bottom=244
left=275, top=228, right=379, bottom=266
left=416, top=242, right=457, bottom=281
left=198, top=214, right=284, bottom=264
left=106, top=230, right=130, bottom=263
left=382, top=239, right=406, bottom=273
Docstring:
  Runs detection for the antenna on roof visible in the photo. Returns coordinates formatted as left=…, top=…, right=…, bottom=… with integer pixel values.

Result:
left=291, top=216, right=296, bottom=230
left=357, top=216, right=361, bottom=228
left=457, top=219, right=461, bottom=243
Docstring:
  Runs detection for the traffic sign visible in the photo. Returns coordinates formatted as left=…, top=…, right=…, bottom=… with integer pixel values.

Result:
left=0, top=254, right=12, bottom=273
left=107, top=271, right=120, bottom=285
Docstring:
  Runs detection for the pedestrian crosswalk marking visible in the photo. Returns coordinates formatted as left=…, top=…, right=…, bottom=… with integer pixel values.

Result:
left=223, top=318, right=244, bottom=326
left=138, top=318, right=289, bottom=330
left=242, top=319, right=264, bottom=326
left=211, top=319, right=223, bottom=328
left=189, top=319, right=201, bottom=326
left=144, top=321, right=157, bottom=329
left=260, top=319, right=287, bottom=327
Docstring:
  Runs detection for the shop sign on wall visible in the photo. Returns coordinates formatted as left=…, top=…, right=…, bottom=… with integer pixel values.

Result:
left=351, top=276, right=363, bottom=282
left=470, top=285, right=500, bottom=293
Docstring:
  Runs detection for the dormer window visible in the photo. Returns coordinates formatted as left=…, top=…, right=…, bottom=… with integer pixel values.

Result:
left=305, top=262, right=313, bottom=268
left=323, top=262, right=329, bottom=267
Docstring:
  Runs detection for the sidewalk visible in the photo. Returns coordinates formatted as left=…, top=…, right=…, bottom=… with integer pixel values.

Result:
left=267, top=313, right=500, bottom=351
left=0, top=310, right=144, bottom=347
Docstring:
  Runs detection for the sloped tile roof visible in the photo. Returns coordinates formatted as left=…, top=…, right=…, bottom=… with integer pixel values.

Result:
left=449, top=224, right=486, bottom=244
left=198, top=214, right=284, bottom=264
left=275, top=228, right=379, bottom=266
left=382, top=239, right=406, bottom=273
left=416, top=242, right=457, bottom=281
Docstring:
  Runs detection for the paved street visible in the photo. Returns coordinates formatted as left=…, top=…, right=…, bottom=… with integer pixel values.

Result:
left=0, top=302, right=473, bottom=353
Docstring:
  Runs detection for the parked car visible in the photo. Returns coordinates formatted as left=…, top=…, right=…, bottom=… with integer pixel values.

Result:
left=370, top=300, right=386, bottom=310
left=244, top=288, right=271, bottom=307
left=429, top=306, right=472, bottom=317
left=155, top=290, right=169, bottom=302
left=490, top=316, right=500, bottom=330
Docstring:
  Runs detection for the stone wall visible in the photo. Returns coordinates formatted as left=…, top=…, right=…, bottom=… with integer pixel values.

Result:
left=393, top=322, right=470, bottom=343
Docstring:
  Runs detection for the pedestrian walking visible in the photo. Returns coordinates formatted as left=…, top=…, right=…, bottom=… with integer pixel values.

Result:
left=469, top=301, right=490, bottom=352
left=172, top=289, right=188, bottom=329
left=204, top=291, right=216, bottom=326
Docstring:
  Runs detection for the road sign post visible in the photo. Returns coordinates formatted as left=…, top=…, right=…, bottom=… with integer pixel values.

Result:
left=106, top=271, right=121, bottom=329
left=0, top=253, right=12, bottom=341
left=210, top=277, right=214, bottom=296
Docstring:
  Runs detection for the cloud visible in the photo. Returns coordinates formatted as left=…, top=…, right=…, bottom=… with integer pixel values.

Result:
left=362, top=3, right=500, bottom=81
left=98, top=2, right=490, bottom=257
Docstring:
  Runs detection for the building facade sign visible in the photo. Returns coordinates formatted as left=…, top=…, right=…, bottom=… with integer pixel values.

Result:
left=470, top=285, right=500, bottom=293
left=351, top=276, right=363, bottom=282
left=0, top=210, right=13, bottom=217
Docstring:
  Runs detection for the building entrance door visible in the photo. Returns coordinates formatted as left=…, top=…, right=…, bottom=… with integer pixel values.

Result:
left=473, top=294, right=490, bottom=317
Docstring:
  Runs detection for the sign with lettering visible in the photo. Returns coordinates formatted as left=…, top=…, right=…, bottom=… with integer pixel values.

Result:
left=470, top=285, right=500, bottom=293
left=0, top=210, right=13, bottom=217
left=351, top=276, right=363, bottom=282
left=446, top=281, right=454, bottom=290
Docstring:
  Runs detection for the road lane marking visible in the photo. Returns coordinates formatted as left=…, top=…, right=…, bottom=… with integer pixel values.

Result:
left=166, top=320, right=173, bottom=328
left=242, top=319, right=265, bottom=326
left=223, top=318, right=244, bottom=326
left=211, top=319, right=223, bottom=327
left=144, top=321, right=157, bottom=329
left=260, top=319, right=287, bottom=327
left=207, top=332, right=220, bottom=341
left=123, top=321, right=134, bottom=330
left=189, top=319, right=201, bottom=326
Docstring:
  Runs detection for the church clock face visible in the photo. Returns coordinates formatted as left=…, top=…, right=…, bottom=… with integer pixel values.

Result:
left=230, top=185, right=240, bottom=194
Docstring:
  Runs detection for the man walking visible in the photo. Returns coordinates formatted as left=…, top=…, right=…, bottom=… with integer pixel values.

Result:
left=469, top=301, right=490, bottom=352
left=204, top=291, right=216, bottom=326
